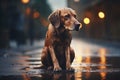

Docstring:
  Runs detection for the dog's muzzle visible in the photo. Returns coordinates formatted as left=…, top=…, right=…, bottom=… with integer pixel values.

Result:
left=75, top=23, right=82, bottom=31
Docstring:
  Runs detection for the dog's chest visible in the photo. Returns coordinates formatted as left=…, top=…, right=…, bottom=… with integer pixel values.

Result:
left=53, top=32, right=71, bottom=46
left=52, top=31, right=71, bottom=55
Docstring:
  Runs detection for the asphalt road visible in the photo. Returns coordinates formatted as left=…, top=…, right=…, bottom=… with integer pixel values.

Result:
left=0, top=38, right=120, bottom=80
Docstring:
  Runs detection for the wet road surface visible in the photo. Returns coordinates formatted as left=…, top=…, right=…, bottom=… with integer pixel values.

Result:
left=0, top=38, right=120, bottom=80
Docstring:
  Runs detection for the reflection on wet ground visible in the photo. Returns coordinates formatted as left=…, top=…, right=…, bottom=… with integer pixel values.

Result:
left=0, top=38, right=120, bottom=80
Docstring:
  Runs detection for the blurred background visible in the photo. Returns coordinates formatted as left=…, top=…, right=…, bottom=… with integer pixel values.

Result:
left=0, top=0, right=120, bottom=50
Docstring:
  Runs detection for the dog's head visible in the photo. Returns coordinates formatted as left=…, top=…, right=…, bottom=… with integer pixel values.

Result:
left=48, top=8, right=82, bottom=31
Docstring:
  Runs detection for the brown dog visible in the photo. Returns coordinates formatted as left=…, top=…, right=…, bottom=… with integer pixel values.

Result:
left=41, top=8, right=82, bottom=71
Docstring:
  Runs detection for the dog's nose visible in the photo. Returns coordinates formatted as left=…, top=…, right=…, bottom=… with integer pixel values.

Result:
left=75, top=24, right=80, bottom=31
left=75, top=22, right=82, bottom=31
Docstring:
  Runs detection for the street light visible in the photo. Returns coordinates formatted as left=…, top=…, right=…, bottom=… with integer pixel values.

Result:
left=98, top=11, right=105, bottom=19
left=83, top=17, right=90, bottom=25
left=21, top=0, right=30, bottom=4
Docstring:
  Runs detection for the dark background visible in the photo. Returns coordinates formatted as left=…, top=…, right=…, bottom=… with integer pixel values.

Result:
left=0, top=0, right=120, bottom=49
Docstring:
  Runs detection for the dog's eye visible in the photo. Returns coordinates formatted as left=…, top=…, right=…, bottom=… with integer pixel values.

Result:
left=74, top=15, right=77, bottom=18
left=64, top=14, right=70, bottom=20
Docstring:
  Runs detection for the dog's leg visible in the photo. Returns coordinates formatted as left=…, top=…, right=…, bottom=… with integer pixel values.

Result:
left=70, top=47, right=75, bottom=64
left=66, top=47, right=72, bottom=70
left=41, top=47, right=53, bottom=69
left=66, top=47, right=75, bottom=70
left=49, top=46, right=62, bottom=71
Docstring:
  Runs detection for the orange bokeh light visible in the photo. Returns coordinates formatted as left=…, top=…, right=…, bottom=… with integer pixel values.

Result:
left=33, top=11, right=40, bottom=19
left=21, top=0, right=30, bottom=4
left=26, top=7, right=31, bottom=15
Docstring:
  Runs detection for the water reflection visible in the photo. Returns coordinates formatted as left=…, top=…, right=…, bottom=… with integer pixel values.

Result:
left=40, top=72, right=75, bottom=80
left=23, top=47, right=109, bottom=80
left=74, top=72, right=82, bottom=80
left=22, top=73, right=31, bottom=80
left=84, top=48, right=91, bottom=79
left=99, top=48, right=107, bottom=80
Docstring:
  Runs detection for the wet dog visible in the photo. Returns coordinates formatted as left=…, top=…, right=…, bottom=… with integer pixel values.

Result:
left=41, top=8, right=82, bottom=71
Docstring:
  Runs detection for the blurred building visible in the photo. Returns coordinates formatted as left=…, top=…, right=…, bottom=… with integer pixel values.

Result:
left=67, top=0, right=120, bottom=42
left=0, top=0, right=52, bottom=49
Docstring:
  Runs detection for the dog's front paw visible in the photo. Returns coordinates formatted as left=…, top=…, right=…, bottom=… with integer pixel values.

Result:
left=54, top=66, right=62, bottom=71
left=66, top=66, right=74, bottom=71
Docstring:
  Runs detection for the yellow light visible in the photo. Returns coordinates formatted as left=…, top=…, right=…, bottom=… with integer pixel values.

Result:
left=83, top=17, right=90, bottom=24
left=21, top=0, right=30, bottom=4
left=98, top=11, right=105, bottom=19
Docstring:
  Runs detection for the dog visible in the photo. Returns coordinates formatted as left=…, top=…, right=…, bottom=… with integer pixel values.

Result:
left=41, top=8, right=82, bottom=71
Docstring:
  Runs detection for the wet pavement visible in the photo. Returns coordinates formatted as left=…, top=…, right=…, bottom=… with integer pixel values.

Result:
left=0, top=38, right=120, bottom=80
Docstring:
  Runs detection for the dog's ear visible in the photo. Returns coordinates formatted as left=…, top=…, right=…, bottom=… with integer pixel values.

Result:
left=48, top=10, right=60, bottom=28
left=68, top=8, right=76, bottom=16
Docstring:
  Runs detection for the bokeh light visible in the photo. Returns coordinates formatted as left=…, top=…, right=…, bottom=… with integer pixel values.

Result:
left=21, top=0, right=30, bottom=4
left=33, top=11, right=40, bottom=19
left=83, top=17, right=90, bottom=24
left=25, top=7, right=31, bottom=15
left=98, top=11, right=105, bottom=19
